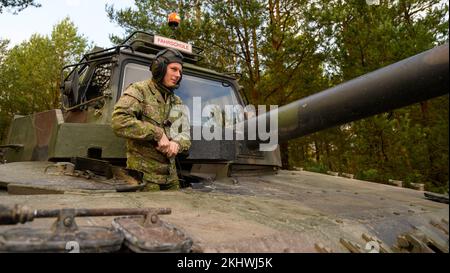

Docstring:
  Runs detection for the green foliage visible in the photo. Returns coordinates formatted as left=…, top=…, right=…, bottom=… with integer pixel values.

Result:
left=0, top=18, right=89, bottom=141
left=0, top=39, right=10, bottom=140
left=289, top=0, right=448, bottom=192
left=356, top=169, right=383, bottom=183
left=425, top=178, right=449, bottom=194
left=304, top=162, right=329, bottom=174
left=0, top=0, right=40, bottom=14
left=0, top=38, right=9, bottom=63
left=1, top=34, right=58, bottom=114
left=52, top=17, right=89, bottom=66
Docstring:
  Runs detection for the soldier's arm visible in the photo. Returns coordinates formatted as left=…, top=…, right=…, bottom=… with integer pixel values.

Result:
left=111, top=90, right=164, bottom=142
left=171, top=96, right=191, bottom=153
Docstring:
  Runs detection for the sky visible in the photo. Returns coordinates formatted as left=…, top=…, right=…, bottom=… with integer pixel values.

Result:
left=0, top=0, right=135, bottom=48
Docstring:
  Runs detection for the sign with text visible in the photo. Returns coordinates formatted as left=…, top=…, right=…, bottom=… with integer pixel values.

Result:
left=154, top=35, right=192, bottom=54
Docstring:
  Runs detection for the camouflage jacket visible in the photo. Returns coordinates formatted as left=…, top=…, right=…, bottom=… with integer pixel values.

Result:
left=111, top=79, right=191, bottom=184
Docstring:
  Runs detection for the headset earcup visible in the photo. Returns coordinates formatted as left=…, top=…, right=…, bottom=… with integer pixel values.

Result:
left=151, top=58, right=163, bottom=81
left=150, top=59, right=157, bottom=79
left=160, top=61, right=167, bottom=82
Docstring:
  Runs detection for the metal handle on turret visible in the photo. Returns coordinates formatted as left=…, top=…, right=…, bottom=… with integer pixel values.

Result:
left=0, top=204, right=171, bottom=225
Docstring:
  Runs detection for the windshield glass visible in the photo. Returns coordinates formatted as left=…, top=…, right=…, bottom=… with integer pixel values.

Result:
left=121, top=62, right=241, bottom=126
left=121, top=62, right=151, bottom=93
left=176, top=75, right=240, bottom=126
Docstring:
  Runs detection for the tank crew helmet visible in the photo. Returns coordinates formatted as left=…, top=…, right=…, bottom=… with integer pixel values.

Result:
left=151, top=48, right=184, bottom=89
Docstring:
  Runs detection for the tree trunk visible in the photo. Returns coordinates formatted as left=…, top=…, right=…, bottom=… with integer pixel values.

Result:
left=314, top=140, right=320, bottom=162
left=325, top=142, right=332, bottom=170
left=300, top=145, right=305, bottom=161
left=280, top=141, right=290, bottom=170
left=420, top=101, right=435, bottom=183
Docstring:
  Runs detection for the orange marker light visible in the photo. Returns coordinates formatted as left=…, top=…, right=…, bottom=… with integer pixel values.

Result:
left=168, top=12, right=181, bottom=27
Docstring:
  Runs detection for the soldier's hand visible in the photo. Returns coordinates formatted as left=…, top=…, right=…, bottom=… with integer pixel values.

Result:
left=157, top=133, right=170, bottom=153
left=166, top=141, right=180, bottom=158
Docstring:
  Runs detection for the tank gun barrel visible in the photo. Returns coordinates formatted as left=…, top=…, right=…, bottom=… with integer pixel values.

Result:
left=249, top=44, right=449, bottom=144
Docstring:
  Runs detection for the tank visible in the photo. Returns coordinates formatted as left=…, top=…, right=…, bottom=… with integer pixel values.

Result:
left=0, top=31, right=448, bottom=253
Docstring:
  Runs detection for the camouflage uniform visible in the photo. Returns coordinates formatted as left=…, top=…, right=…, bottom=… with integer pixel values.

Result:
left=111, top=79, right=191, bottom=191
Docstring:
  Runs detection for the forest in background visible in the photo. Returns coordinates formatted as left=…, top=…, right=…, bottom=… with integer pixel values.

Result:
left=1, top=0, right=448, bottom=192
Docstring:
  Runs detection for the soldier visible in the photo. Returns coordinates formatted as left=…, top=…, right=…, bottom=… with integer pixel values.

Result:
left=111, top=48, right=191, bottom=191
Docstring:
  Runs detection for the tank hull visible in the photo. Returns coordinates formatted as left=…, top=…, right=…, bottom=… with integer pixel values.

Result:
left=0, top=163, right=447, bottom=253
